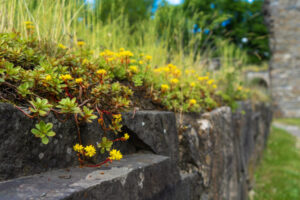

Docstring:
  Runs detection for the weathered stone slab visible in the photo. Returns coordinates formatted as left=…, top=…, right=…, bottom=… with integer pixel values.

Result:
left=0, top=103, right=178, bottom=181
left=122, top=111, right=179, bottom=163
left=0, top=154, right=180, bottom=200
left=177, top=103, right=272, bottom=200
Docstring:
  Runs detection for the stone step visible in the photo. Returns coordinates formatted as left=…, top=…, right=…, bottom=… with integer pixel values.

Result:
left=0, top=103, right=179, bottom=181
left=0, top=154, right=180, bottom=200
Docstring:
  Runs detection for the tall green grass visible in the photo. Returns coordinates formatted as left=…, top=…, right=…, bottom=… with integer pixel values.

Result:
left=0, top=0, right=247, bottom=71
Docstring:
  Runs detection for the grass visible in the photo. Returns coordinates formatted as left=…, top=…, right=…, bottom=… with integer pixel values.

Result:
left=275, top=118, right=300, bottom=128
left=254, top=126, right=300, bottom=200
left=0, top=0, right=248, bottom=69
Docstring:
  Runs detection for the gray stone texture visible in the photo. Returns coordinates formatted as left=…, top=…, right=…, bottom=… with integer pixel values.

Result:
left=177, top=102, right=272, bottom=200
left=0, top=154, right=180, bottom=200
left=264, top=0, right=300, bottom=117
left=0, top=102, right=272, bottom=200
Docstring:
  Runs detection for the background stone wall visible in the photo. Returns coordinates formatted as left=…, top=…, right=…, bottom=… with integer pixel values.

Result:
left=264, top=0, right=300, bottom=117
left=0, top=102, right=272, bottom=200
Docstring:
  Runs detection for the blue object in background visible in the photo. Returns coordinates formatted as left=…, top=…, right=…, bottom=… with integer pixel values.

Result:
left=204, top=29, right=210, bottom=35
left=221, top=19, right=231, bottom=27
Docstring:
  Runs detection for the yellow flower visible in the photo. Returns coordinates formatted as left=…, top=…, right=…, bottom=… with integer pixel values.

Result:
left=123, top=133, right=130, bottom=140
left=139, top=60, right=144, bottom=65
left=213, top=84, right=217, bottom=89
left=207, top=79, right=214, bottom=85
left=60, top=74, right=73, bottom=81
left=73, top=144, right=84, bottom=153
left=58, top=43, right=67, bottom=49
left=161, top=84, right=169, bottom=92
left=45, top=75, right=52, bottom=81
left=173, top=69, right=182, bottom=77
left=198, top=76, right=209, bottom=81
left=237, top=86, right=243, bottom=91
left=119, top=51, right=133, bottom=57
left=107, top=57, right=115, bottom=62
left=82, top=58, right=89, bottom=65
left=84, top=145, right=96, bottom=157
left=77, top=41, right=85, bottom=46
left=189, top=99, right=197, bottom=105
left=129, top=66, right=138, bottom=73
left=140, top=53, right=144, bottom=57
left=119, top=48, right=125, bottom=52
left=109, top=149, right=123, bottom=160
left=96, top=69, right=107, bottom=75
left=130, top=59, right=137, bottom=63
left=26, top=25, right=35, bottom=29
left=24, top=21, right=33, bottom=25
left=171, top=78, right=179, bottom=85
left=145, top=55, right=152, bottom=61
left=113, top=114, right=122, bottom=120
left=75, top=78, right=83, bottom=83
left=190, top=82, right=196, bottom=87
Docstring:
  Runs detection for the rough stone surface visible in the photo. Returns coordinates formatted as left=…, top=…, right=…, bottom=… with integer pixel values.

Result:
left=0, top=103, right=177, bottom=181
left=122, top=111, right=179, bottom=163
left=264, top=0, right=300, bottom=117
left=177, top=103, right=272, bottom=200
left=0, top=154, right=180, bottom=200
left=0, top=102, right=272, bottom=200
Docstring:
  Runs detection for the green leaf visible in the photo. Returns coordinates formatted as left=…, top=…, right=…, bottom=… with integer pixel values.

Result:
left=100, top=148, right=105, bottom=154
left=41, top=137, right=49, bottom=144
left=31, top=128, right=41, bottom=136
left=46, top=131, right=56, bottom=137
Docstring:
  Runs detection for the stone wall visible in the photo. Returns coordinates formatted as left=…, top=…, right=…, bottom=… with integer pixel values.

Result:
left=264, top=0, right=300, bottom=117
left=0, top=102, right=272, bottom=200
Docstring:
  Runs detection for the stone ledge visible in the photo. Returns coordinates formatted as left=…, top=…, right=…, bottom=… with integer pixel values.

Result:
left=0, top=154, right=180, bottom=200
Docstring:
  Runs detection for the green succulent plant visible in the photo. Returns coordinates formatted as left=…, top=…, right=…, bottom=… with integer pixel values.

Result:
left=31, top=121, right=56, bottom=144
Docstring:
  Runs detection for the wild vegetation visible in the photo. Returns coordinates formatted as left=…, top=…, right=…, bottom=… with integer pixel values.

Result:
left=0, top=0, right=268, bottom=166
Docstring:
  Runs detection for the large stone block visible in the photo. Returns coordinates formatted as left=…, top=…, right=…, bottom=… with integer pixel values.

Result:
left=0, top=103, right=178, bottom=181
left=0, top=154, right=180, bottom=200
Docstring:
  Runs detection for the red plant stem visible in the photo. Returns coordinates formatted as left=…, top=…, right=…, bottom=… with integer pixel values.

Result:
left=74, top=114, right=82, bottom=144
left=84, top=158, right=112, bottom=168
left=112, top=137, right=126, bottom=142
left=14, top=105, right=35, bottom=118
left=63, top=81, right=73, bottom=99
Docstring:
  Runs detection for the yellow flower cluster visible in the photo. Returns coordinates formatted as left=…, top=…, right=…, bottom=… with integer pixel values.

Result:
left=171, top=78, right=179, bottom=85
left=161, top=84, right=169, bottom=92
left=207, top=79, right=214, bottom=85
left=77, top=41, right=85, bottom=46
left=189, top=99, right=197, bottom=105
left=75, top=78, right=83, bottom=83
left=145, top=55, right=152, bottom=61
left=24, top=21, right=35, bottom=29
left=129, top=66, right=138, bottom=73
left=100, top=49, right=116, bottom=57
left=112, top=114, right=122, bottom=124
left=198, top=76, right=209, bottom=81
left=58, top=43, right=67, bottom=49
left=96, top=69, right=107, bottom=75
left=60, top=74, right=73, bottom=81
left=123, top=133, right=130, bottom=140
left=73, top=144, right=96, bottom=157
left=153, top=64, right=181, bottom=78
left=73, top=144, right=84, bottom=152
left=109, top=149, right=123, bottom=160
left=190, top=82, right=196, bottom=87
left=84, top=145, right=96, bottom=157
left=45, top=75, right=52, bottom=81
left=119, top=50, right=133, bottom=57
